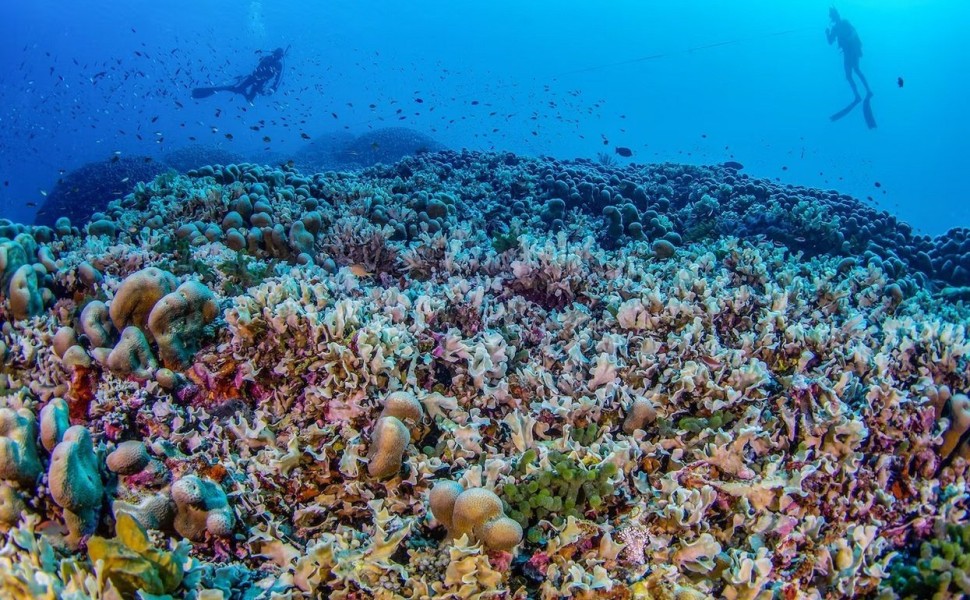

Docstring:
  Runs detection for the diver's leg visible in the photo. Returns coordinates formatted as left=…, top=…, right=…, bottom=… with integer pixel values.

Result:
left=844, top=58, right=860, bottom=100
left=854, top=65, right=872, bottom=96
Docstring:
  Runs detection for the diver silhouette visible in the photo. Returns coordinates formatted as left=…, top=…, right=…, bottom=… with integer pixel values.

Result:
left=826, top=8, right=876, bottom=128
left=192, top=48, right=286, bottom=103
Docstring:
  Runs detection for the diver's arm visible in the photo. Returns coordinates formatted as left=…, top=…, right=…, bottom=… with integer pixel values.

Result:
left=826, top=26, right=836, bottom=44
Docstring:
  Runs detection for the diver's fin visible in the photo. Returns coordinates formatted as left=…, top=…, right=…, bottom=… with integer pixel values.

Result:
left=830, top=98, right=861, bottom=122
left=862, top=94, right=877, bottom=129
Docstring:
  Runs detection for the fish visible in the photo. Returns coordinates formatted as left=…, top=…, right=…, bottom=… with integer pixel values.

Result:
left=722, top=161, right=744, bottom=170
left=263, top=136, right=272, bottom=143
left=897, top=77, right=904, bottom=88
left=301, top=132, right=311, bottom=140
left=615, top=147, right=633, bottom=157
left=348, top=264, right=373, bottom=277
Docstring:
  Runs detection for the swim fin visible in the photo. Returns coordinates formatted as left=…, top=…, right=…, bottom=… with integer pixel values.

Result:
left=862, top=93, right=877, bottom=129
left=830, top=98, right=861, bottom=122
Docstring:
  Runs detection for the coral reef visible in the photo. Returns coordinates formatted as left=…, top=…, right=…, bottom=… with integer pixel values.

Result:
left=33, top=155, right=166, bottom=228
left=1, top=150, right=969, bottom=598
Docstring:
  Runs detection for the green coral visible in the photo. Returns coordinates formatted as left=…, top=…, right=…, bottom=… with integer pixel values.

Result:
left=677, top=410, right=736, bottom=434
left=500, top=449, right=618, bottom=543
left=491, top=225, right=522, bottom=254
left=218, top=250, right=271, bottom=297
left=887, top=523, right=970, bottom=599
left=87, top=512, right=190, bottom=598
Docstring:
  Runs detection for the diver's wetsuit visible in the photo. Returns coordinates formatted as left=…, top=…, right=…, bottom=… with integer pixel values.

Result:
left=191, top=48, right=285, bottom=102
left=827, top=13, right=870, bottom=100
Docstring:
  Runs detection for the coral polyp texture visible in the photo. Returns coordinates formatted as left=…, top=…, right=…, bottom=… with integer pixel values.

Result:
left=0, top=150, right=969, bottom=598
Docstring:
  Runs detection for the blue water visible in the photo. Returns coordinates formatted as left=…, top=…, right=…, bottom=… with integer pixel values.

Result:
left=1, top=0, right=967, bottom=234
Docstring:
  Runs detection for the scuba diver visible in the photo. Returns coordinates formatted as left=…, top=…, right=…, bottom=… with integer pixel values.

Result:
left=192, top=47, right=286, bottom=103
left=826, top=8, right=876, bottom=128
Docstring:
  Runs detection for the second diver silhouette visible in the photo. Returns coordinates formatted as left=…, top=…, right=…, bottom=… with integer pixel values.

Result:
left=192, top=47, right=287, bottom=103
left=826, top=7, right=876, bottom=129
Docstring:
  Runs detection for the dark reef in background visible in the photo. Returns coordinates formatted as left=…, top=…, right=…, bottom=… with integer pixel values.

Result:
left=292, top=128, right=445, bottom=172
left=163, top=145, right=246, bottom=173
left=365, top=150, right=970, bottom=292
left=31, top=145, right=969, bottom=294
left=34, top=156, right=165, bottom=228
left=290, top=130, right=357, bottom=173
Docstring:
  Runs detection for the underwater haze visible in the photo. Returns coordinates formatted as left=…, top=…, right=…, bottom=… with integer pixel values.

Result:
left=1, top=0, right=968, bottom=233
left=4, top=2, right=970, bottom=600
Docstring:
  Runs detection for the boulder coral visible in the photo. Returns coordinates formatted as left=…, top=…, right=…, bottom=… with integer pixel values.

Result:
left=170, top=475, right=234, bottom=540
left=8, top=264, right=43, bottom=320
left=48, top=426, right=103, bottom=543
left=0, top=407, right=42, bottom=486
left=79, top=300, right=113, bottom=348
left=367, top=416, right=410, bottom=479
left=105, top=440, right=151, bottom=475
left=147, top=280, right=219, bottom=369
left=0, top=407, right=42, bottom=529
left=39, top=398, right=70, bottom=452
left=366, top=390, right=425, bottom=479
left=106, top=326, right=157, bottom=380
left=109, top=267, right=178, bottom=334
left=430, top=482, right=523, bottom=552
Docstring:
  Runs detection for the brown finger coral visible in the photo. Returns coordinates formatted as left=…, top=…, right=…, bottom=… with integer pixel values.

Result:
left=429, top=482, right=523, bottom=552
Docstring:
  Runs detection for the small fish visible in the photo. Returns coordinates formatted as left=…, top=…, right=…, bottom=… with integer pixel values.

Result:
left=348, top=264, right=372, bottom=277
left=225, top=133, right=233, bottom=140
left=874, top=181, right=882, bottom=188
left=615, top=146, right=633, bottom=157
left=111, top=155, right=120, bottom=163
left=263, top=136, right=272, bottom=143
left=151, top=115, right=158, bottom=123
left=2, top=180, right=8, bottom=187
left=121, top=177, right=129, bottom=182
left=301, top=132, right=311, bottom=140
left=897, top=77, right=904, bottom=88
